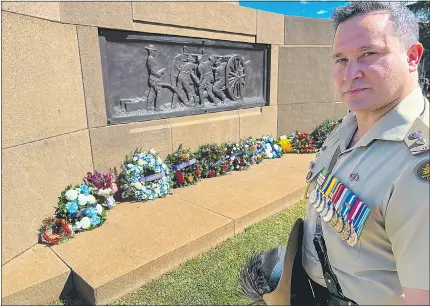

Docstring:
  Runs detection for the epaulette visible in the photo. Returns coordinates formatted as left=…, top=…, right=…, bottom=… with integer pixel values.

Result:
left=404, top=117, right=429, bottom=156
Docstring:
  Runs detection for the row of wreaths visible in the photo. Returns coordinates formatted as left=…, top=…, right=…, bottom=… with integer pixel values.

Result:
left=39, top=119, right=340, bottom=245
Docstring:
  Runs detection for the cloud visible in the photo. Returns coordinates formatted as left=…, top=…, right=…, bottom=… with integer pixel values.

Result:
left=317, top=10, right=328, bottom=15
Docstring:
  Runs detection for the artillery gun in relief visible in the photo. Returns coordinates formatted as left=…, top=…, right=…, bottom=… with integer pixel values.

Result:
left=99, top=30, right=269, bottom=124
left=120, top=46, right=251, bottom=112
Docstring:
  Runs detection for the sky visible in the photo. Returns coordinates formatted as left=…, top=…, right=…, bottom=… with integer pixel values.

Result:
left=239, top=1, right=349, bottom=19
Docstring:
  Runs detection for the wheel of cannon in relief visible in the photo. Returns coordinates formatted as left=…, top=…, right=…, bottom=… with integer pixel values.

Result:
left=226, top=55, right=246, bottom=101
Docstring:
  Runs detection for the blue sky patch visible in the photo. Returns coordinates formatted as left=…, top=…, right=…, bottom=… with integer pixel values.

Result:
left=239, top=1, right=349, bottom=19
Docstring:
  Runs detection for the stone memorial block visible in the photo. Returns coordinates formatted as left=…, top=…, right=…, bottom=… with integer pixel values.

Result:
left=99, top=30, right=270, bottom=124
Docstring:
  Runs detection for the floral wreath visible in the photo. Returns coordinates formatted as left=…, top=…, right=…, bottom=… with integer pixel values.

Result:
left=195, top=143, right=230, bottom=178
left=257, top=136, right=283, bottom=159
left=165, top=144, right=201, bottom=188
left=288, top=131, right=317, bottom=154
left=310, top=119, right=340, bottom=149
left=39, top=216, right=74, bottom=245
left=242, top=137, right=264, bottom=165
left=55, top=184, right=107, bottom=233
left=224, top=140, right=254, bottom=171
left=119, top=148, right=172, bottom=201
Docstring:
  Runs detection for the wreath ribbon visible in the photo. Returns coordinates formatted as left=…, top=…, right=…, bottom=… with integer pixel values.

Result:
left=172, top=158, right=197, bottom=171
left=138, top=171, right=167, bottom=183
left=209, top=158, right=226, bottom=169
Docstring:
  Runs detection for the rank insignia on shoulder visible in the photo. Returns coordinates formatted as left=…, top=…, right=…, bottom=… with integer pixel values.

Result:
left=416, top=159, right=430, bottom=182
left=405, top=118, right=429, bottom=156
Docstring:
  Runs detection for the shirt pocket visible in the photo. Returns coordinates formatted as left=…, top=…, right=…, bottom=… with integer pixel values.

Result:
left=323, top=221, right=361, bottom=266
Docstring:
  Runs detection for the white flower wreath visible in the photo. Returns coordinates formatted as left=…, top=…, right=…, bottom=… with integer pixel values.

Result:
left=120, top=148, right=172, bottom=201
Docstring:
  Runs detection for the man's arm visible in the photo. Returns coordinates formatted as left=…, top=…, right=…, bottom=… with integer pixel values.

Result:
left=403, top=287, right=430, bottom=305
left=385, top=158, right=429, bottom=304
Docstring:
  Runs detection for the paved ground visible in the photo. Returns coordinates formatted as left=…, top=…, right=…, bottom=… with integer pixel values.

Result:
left=2, top=154, right=315, bottom=305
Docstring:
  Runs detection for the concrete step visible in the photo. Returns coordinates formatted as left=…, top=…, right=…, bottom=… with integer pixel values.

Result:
left=1, top=244, right=71, bottom=305
left=3, top=154, right=314, bottom=305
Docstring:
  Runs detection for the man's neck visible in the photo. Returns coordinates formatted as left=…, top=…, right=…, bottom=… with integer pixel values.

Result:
left=354, top=87, right=415, bottom=136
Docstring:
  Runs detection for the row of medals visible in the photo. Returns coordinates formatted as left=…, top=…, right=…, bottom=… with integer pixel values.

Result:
left=309, top=168, right=371, bottom=247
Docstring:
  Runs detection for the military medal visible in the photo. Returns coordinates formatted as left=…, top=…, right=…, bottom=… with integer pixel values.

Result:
left=333, top=190, right=353, bottom=233
left=323, top=202, right=334, bottom=222
left=316, top=194, right=326, bottom=213
left=337, top=193, right=355, bottom=238
left=313, top=190, right=322, bottom=208
left=333, top=216, right=344, bottom=233
left=321, top=198, right=330, bottom=217
left=355, top=204, right=371, bottom=238
left=347, top=200, right=363, bottom=246
left=347, top=226, right=358, bottom=246
left=314, top=173, right=333, bottom=213
left=327, top=183, right=344, bottom=226
left=340, top=221, right=351, bottom=240
left=322, top=180, right=340, bottom=220
left=342, top=198, right=360, bottom=242
left=347, top=200, right=371, bottom=245
left=309, top=189, right=318, bottom=206
left=330, top=188, right=349, bottom=228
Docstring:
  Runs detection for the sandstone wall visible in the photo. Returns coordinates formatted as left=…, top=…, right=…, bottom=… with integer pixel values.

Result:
left=1, top=1, right=346, bottom=265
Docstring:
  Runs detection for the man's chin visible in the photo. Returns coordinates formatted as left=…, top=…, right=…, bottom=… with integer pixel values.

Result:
left=343, top=99, right=373, bottom=113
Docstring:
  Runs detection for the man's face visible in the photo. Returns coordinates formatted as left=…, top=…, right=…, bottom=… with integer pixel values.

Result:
left=333, top=11, right=411, bottom=113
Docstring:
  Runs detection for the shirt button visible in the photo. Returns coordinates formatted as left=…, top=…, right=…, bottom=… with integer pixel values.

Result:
left=349, top=172, right=359, bottom=181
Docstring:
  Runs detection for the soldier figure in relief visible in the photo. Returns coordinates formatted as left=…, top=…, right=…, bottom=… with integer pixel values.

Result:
left=145, top=44, right=166, bottom=111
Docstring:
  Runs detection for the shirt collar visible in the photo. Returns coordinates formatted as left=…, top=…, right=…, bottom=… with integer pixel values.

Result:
left=337, top=86, right=426, bottom=151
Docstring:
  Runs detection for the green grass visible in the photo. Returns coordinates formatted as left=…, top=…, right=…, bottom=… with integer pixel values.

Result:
left=53, top=200, right=307, bottom=305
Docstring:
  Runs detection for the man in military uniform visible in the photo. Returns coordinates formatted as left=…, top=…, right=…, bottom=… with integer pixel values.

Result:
left=301, top=2, right=429, bottom=305
left=239, top=3, right=429, bottom=304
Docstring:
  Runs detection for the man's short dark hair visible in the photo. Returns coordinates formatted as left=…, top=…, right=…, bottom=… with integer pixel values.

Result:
left=331, top=1, right=419, bottom=48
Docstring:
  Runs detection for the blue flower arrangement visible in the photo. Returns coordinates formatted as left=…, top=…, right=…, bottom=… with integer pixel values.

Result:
left=119, top=148, right=172, bottom=201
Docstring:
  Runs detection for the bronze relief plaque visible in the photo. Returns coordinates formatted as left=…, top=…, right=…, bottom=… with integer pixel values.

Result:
left=99, top=29, right=270, bottom=124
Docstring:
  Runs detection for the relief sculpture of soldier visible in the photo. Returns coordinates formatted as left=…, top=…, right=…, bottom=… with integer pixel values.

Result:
left=119, top=44, right=255, bottom=115
left=213, top=57, right=228, bottom=103
left=197, top=53, right=218, bottom=106
left=145, top=44, right=166, bottom=111
left=172, top=54, right=199, bottom=108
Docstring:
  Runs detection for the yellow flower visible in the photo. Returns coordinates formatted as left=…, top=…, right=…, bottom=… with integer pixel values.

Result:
left=278, top=139, right=293, bottom=153
left=187, top=176, right=194, bottom=183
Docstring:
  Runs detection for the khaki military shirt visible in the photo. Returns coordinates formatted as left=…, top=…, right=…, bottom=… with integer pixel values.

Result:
left=302, top=87, right=429, bottom=305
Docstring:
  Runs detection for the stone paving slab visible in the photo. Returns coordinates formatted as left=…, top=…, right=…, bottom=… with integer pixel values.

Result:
left=2, top=244, right=71, bottom=305
left=51, top=196, right=234, bottom=305
left=3, top=154, right=314, bottom=305
left=174, top=155, right=314, bottom=233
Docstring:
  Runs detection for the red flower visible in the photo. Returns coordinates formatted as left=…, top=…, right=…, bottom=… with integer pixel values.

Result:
left=209, top=170, right=215, bottom=177
left=223, top=164, right=229, bottom=171
left=176, top=171, right=185, bottom=184
left=42, top=232, right=60, bottom=245
left=195, top=169, right=201, bottom=176
left=61, top=222, right=73, bottom=237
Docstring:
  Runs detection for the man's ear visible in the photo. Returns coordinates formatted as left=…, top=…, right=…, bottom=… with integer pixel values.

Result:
left=407, top=43, right=424, bottom=73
